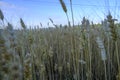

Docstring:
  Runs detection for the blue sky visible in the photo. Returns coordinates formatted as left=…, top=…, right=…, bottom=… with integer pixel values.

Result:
left=0, top=0, right=120, bottom=28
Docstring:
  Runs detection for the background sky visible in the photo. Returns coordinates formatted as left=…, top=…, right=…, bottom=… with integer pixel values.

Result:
left=0, top=0, right=120, bottom=28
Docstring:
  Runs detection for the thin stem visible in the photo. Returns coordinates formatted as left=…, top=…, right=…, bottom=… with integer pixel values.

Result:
left=104, top=61, right=107, bottom=80
left=66, top=13, right=71, bottom=27
left=107, top=36, right=111, bottom=80
left=70, top=0, right=74, bottom=27
left=116, top=41, right=120, bottom=68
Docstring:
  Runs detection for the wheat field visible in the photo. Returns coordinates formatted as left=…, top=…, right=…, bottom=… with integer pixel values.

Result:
left=0, top=0, right=120, bottom=80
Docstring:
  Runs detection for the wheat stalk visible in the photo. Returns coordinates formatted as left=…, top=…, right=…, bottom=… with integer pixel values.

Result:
left=59, top=0, right=70, bottom=27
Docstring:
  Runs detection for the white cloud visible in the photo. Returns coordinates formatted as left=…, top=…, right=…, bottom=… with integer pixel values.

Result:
left=0, top=1, right=26, bottom=10
left=0, top=1, right=16, bottom=9
left=0, top=1, right=27, bottom=17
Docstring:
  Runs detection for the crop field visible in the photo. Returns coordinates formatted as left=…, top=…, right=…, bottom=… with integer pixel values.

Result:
left=0, top=0, right=120, bottom=80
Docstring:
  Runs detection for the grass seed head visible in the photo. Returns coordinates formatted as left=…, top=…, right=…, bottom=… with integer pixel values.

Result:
left=107, top=13, right=117, bottom=41
left=59, top=0, right=67, bottom=13
left=20, top=18, right=26, bottom=29
left=0, top=9, right=4, bottom=21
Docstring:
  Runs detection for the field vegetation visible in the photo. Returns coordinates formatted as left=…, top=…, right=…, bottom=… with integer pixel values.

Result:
left=0, top=0, right=120, bottom=80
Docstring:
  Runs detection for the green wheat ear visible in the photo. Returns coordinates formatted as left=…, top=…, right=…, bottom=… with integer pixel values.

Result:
left=59, top=0, right=67, bottom=13
left=0, top=9, right=4, bottom=21
left=20, top=18, right=26, bottom=29
left=107, top=13, right=117, bottom=41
